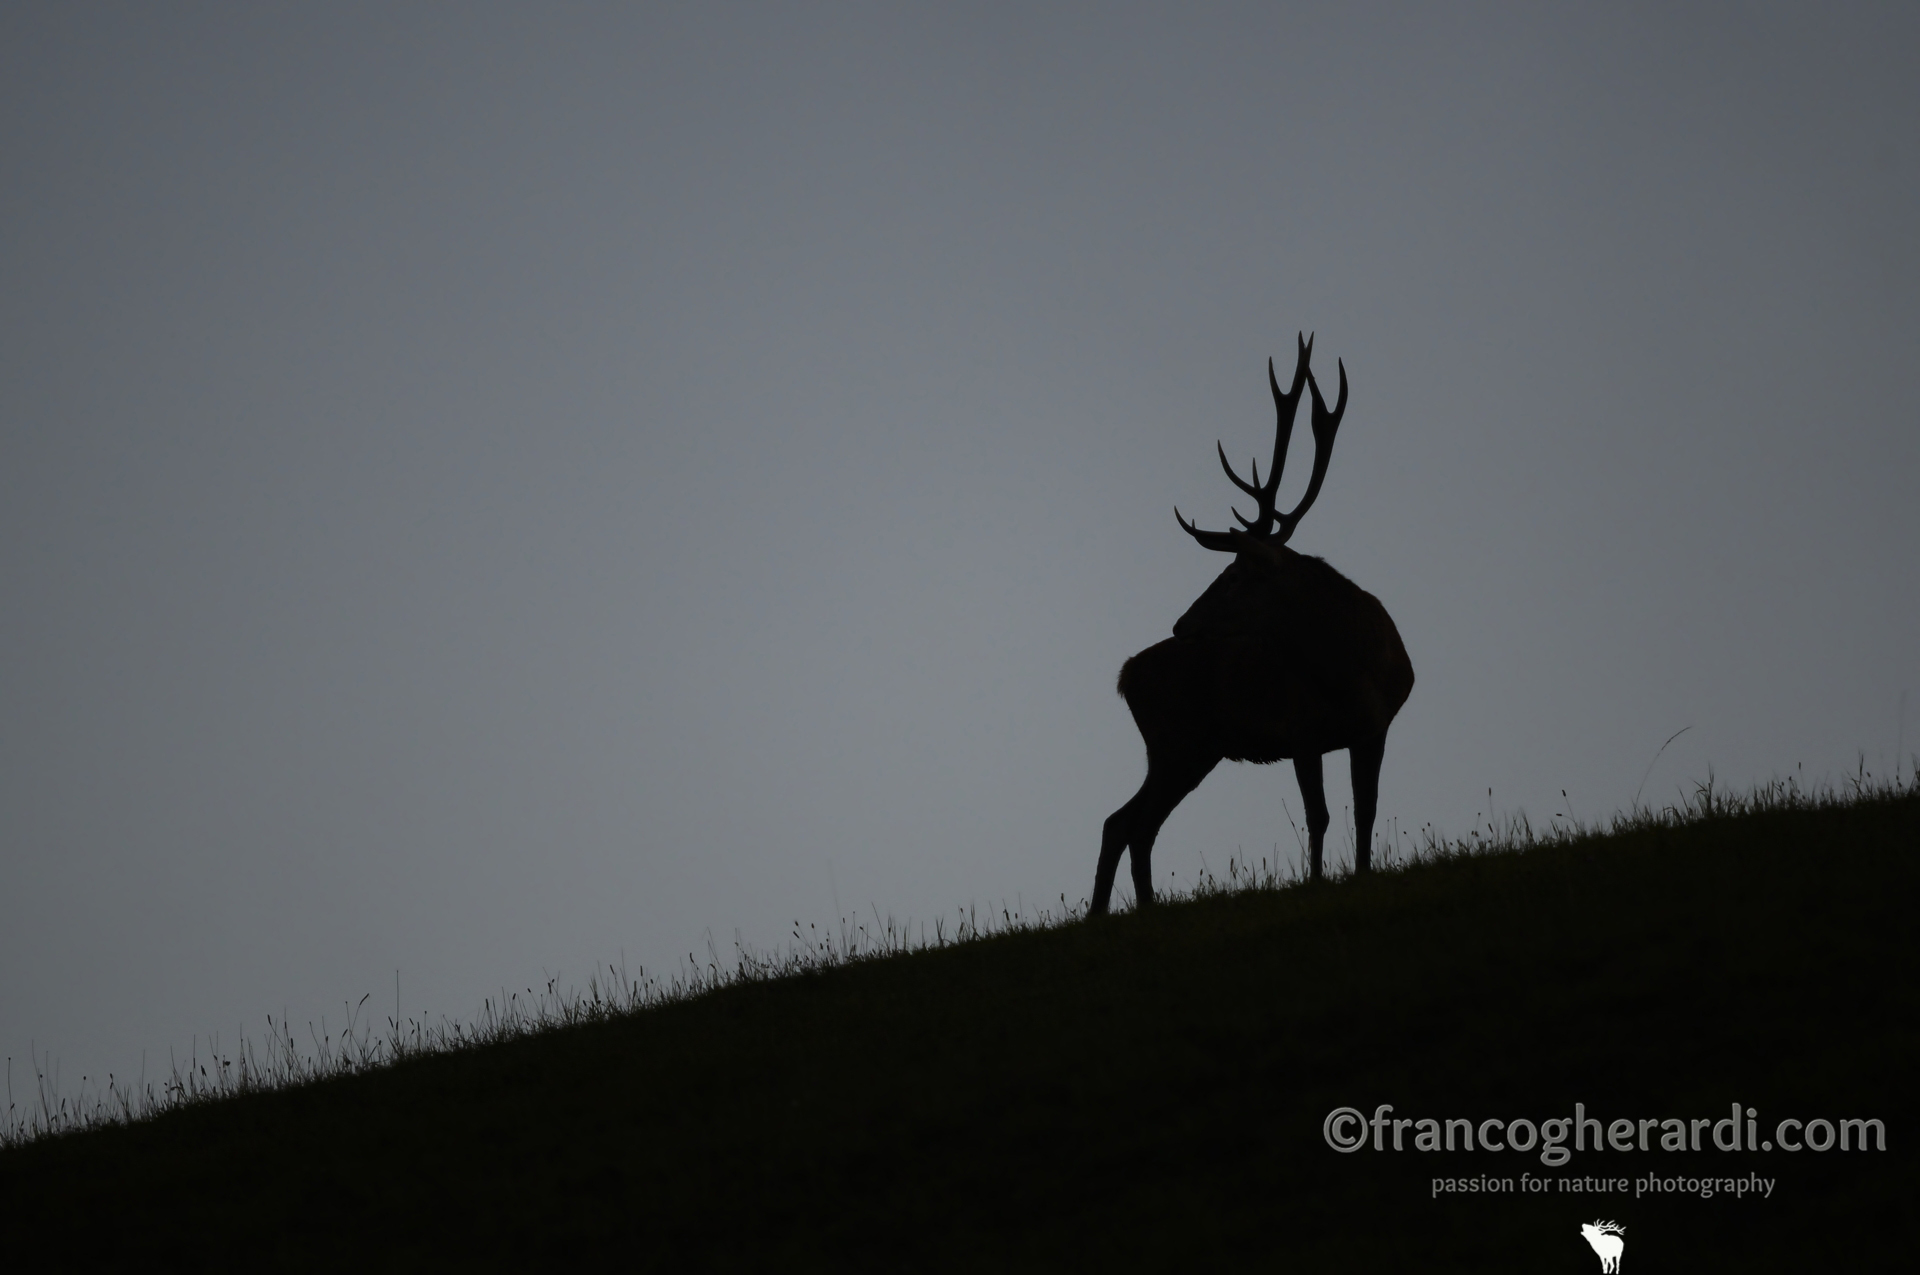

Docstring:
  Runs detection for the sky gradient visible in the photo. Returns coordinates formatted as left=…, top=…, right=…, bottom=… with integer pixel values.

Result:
left=4, top=3, right=1916, bottom=1095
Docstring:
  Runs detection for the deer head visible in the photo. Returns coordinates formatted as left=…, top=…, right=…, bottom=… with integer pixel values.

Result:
left=1174, top=332, right=1348, bottom=554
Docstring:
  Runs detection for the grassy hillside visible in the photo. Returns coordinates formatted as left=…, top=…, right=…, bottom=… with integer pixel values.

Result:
left=3, top=784, right=1914, bottom=1271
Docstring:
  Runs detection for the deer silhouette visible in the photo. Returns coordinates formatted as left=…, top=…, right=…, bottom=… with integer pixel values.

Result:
left=1580, top=1220, right=1625, bottom=1271
left=1091, top=334, right=1414, bottom=916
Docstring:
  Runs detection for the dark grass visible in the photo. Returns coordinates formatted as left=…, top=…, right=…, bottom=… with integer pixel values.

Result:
left=2, top=780, right=1915, bottom=1270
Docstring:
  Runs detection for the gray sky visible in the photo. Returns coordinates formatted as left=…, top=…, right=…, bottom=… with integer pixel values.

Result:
left=4, top=3, right=1916, bottom=1094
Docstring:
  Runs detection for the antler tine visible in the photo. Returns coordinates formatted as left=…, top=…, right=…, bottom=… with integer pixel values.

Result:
left=1273, top=356, right=1348, bottom=543
left=1246, top=333, right=1314, bottom=533
left=1174, top=505, right=1240, bottom=552
left=1215, top=441, right=1266, bottom=502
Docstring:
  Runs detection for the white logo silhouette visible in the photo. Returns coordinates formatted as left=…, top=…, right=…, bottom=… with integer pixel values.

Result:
left=1580, top=1220, right=1625, bottom=1272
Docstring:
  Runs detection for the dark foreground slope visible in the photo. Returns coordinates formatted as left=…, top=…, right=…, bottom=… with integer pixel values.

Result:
left=4, top=794, right=1914, bottom=1271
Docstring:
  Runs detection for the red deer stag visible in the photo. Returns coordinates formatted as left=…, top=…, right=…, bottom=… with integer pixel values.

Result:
left=1091, top=334, right=1413, bottom=915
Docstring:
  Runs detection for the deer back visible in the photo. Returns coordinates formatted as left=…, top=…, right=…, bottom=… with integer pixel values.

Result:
left=1135, top=546, right=1412, bottom=760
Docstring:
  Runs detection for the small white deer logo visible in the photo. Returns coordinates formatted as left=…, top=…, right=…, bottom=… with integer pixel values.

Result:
left=1580, top=1220, right=1625, bottom=1272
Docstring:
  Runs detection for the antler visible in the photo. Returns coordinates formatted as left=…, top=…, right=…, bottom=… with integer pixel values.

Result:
left=1175, top=332, right=1348, bottom=553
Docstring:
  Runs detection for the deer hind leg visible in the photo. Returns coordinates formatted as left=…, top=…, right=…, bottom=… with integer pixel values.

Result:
left=1092, top=755, right=1216, bottom=916
left=1349, top=733, right=1386, bottom=874
left=1092, top=809, right=1131, bottom=917
left=1293, top=753, right=1332, bottom=881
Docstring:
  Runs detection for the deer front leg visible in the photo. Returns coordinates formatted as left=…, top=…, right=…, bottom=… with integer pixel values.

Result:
left=1294, top=752, right=1331, bottom=881
left=1349, top=734, right=1387, bottom=874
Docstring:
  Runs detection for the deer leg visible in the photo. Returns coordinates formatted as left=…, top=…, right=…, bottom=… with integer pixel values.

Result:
left=1092, top=757, right=1216, bottom=915
left=1128, top=817, right=1160, bottom=907
left=1350, top=734, right=1386, bottom=874
left=1294, top=753, right=1331, bottom=881
left=1091, top=807, right=1132, bottom=917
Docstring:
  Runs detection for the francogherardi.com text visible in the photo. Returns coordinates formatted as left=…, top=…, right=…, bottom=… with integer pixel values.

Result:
left=1322, top=1104, right=1886, bottom=1166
